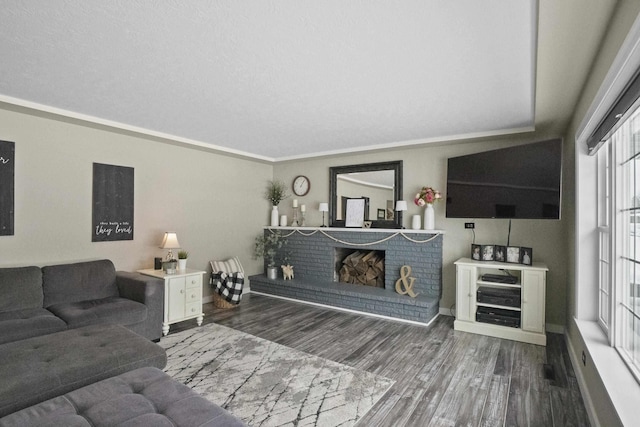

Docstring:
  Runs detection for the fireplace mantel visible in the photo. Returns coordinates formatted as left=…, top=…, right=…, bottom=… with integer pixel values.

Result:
left=266, top=226, right=446, bottom=235
left=251, top=227, right=444, bottom=325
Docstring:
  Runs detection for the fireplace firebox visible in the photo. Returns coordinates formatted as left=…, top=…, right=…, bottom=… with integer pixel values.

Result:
left=334, top=248, right=385, bottom=288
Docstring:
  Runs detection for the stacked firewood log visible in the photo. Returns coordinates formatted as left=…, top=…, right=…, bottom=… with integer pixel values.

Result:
left=338, top=250, right=384, bottom=287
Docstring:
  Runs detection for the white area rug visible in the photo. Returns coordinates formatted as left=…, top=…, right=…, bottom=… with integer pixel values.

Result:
left=160, top=323, right=394, bottom=427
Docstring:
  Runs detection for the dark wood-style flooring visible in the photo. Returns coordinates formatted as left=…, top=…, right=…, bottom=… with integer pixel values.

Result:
left=169, top=294, right=590, bottom=427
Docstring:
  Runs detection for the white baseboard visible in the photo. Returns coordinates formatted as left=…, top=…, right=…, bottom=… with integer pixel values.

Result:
left=439, top=306, right=454, bottom=316
left=545, top=323, right=565, bottom=334
left=250, top=291, right=440, bottom=327
left=565, top=330, right=599, bottom=427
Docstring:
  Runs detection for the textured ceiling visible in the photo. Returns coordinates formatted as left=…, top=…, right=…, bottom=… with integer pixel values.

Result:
left=0, top=1, right=614, bottom=161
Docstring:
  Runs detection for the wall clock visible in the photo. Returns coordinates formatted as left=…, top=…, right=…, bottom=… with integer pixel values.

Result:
left=292, top=175, right=310, bottom=196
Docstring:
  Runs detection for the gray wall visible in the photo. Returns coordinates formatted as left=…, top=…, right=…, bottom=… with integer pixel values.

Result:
left=0, top=104, right=273, bottom=300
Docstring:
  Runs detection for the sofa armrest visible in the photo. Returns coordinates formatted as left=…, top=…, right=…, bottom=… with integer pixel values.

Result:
left=116, top=272, right=164, bottom=341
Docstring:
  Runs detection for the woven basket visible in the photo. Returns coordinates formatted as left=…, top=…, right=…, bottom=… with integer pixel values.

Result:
left=212, top=292, right=237, bottom=309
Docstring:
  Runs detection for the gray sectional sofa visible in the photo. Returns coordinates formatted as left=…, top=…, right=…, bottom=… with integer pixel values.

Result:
left=0, top=259, right=248, bottom=426
left=0, top=259, right=164, bottom=343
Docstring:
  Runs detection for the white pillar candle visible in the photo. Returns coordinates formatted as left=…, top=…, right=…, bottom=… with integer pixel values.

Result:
left=412, top=215, right=421, bottom=230
left=300, top=204, right=306, bottom=212
left=292, top=199, right=298, bottom=208
left=280, top=215, right=288, bottom=226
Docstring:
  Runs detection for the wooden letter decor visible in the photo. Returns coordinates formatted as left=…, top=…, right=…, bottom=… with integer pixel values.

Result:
left=395, top=265, right=419, bottom=298
left=0, top=140, right=14, bottom=236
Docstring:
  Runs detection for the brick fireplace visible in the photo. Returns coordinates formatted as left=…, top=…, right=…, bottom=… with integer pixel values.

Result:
left=249, top=227, right=443, bottom=324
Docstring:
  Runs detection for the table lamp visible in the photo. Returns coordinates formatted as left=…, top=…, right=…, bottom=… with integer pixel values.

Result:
left=319, top=202, right=329, bottom=227
left=395, top=200, right=407, bottom=228
left=160, top=232, right=181, bottom=260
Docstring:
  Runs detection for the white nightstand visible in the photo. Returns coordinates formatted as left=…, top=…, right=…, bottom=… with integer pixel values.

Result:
left=138, top=268, right=205, bottom=336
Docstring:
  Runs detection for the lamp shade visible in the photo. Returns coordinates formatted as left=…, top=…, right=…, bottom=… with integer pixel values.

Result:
left=160, top=232, right=181, bottom=249
left=395, top=200, right=408, bottom=211
left=319, top=202, right=329, bottom=212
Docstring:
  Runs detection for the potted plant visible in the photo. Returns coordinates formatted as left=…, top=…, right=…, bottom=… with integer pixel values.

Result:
left=177, top=250, right=189, bottom=270
left=162, top=257, right=178, bottom=274
left=265, top=180, right=290, bottom=226
left=254, top=231, right=287, bottom=279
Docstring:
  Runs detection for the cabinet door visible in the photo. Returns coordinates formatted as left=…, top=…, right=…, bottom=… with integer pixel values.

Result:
left=521, top=270, right=546, bottom=333
left=167, top=277, right=186, bottom=322
left=456, top=265, right=476, bottom=322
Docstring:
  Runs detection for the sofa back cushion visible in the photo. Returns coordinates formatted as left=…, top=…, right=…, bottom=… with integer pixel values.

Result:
left=42, top=260, right=118, bottom=307
left=0, top=267, right=43, bottom=311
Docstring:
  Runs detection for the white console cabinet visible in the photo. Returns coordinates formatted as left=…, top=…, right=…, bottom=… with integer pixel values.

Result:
left=138, top=269, right=205, bottom=336
left=454, top=258, right=548, bottom=346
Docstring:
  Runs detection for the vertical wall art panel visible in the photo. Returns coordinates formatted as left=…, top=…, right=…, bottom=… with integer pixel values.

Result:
left=0, top=140, right=14, bottom=236
left=92, top=163, right=134, bottom=242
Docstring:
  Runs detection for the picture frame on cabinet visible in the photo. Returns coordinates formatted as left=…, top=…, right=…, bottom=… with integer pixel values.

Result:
left=471, top=244, right=481, bottom=260
left=494, top=245, right=506, bottom=262
left=481, top=245, right=494, bottom=261
left=377, top=208, right=386, bottom=220
left=520, top=247, right=533, bottom=265
left=507, top=246, right=521, bottom=263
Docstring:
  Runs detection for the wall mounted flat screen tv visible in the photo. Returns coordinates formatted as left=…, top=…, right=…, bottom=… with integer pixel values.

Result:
left=446, top=139, right=562, bottom=219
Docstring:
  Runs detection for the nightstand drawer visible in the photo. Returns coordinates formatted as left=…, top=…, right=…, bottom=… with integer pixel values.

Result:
left=186, top=288, right=201, bottom=303
left=186, top=301, right=202, bottom=317
left=185, top=275, right=202, bottom=289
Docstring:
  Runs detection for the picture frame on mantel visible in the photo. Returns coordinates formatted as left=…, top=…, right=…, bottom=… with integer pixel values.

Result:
left=345, top=198, right=365, bottom=227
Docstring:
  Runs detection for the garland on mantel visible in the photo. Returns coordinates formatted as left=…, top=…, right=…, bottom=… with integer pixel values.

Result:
left=266, top=228, right=441, bottom=246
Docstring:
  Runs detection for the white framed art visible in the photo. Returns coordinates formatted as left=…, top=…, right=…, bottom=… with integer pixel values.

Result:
left=345, top=198, right=365, bottom=227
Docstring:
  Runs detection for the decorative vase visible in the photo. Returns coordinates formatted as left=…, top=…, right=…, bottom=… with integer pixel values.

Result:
left=266, top=266, right=278, bottom=280
left=412, top=215, right=421, bottom=230
left=270, top=206, right=279, bottom=227
left=178, top=259, right=187, bottom=270
left=424, top=204, right=435, bottom=230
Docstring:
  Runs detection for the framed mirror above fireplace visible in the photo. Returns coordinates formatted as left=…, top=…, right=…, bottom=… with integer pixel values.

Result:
left=329, top=160, right=403, bottom=228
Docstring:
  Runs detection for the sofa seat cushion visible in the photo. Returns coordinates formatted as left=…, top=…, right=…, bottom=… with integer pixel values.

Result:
left=0, top=367, right=247, bottom=427
left=0, top=308, right=67, bottom=345
left=0, top=324, right=167, bottom=418
left=47, top=296, right=147, bottom=328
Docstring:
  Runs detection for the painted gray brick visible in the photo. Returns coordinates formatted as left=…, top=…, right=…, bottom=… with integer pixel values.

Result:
left=256, top=229, right=442, bottom=323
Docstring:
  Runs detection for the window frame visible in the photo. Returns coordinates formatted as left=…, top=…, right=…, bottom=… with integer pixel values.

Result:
left=599, top=110, right=640, bottom=382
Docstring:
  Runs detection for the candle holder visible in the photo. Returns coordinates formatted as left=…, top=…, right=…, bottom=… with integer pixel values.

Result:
left=290, top=207, right=300, bottom=226
left=300, top=211, right=307, bottom=227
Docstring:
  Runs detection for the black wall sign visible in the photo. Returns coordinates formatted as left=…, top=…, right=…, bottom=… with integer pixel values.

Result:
left=92, top=163, right=134, bottom=242
left=0, top=140, right=14, bottom=236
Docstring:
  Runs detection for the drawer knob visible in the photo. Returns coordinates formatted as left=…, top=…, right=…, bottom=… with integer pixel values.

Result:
left=180, top=290, right=184, bottom=294
left=192, top=280, right=196, bottom=284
